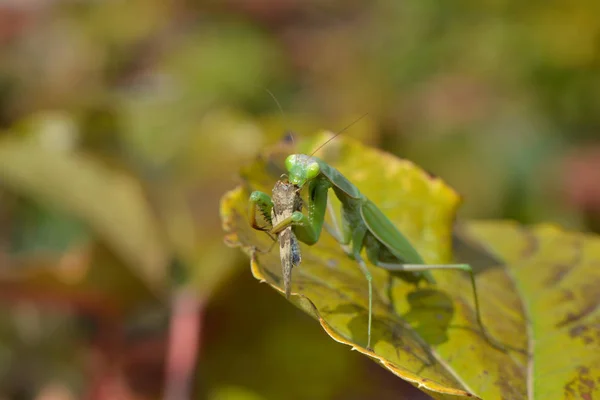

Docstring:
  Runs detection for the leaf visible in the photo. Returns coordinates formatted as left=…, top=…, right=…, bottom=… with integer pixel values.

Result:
left=0, top=135, right=169, bottom=294
left=8, top=199, right=90, bottom=257
left=457, top=221, right=600, bottom=400
left=221, top=132, right=600, bottom=399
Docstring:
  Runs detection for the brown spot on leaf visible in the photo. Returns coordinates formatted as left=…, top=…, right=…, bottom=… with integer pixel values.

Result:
left=564, top=366, right=597, bottom=399
left=568, top=323, right=598, bottom=345
left=562, top=289, right=575, bottom=301
left=582, top=377, right=595, bottom=390
left=569, top=324, right=588, bottom=338
left=556, top=299, right=599, bottom=328
left=545, top=264, right=572, bottom=286
left=579, top=366, right=590, bottom=375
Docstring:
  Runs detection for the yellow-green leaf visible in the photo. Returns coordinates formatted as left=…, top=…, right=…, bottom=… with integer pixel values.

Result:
left=458, top=221, right=600, bottom=400
left=220, top=132, right=599, bottom=399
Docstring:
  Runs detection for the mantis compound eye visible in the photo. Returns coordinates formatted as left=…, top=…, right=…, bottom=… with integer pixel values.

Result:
left=284, top=155, right=296, bottom=173
left=306, top=162, right=320, bottom=180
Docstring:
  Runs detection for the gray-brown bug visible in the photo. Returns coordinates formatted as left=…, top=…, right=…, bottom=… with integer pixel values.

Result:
left=271, top=180, right=302, bottom=299
left=250, top=179, right=303, bottom=299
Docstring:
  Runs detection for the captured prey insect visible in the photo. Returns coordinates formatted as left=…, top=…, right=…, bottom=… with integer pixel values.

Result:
left=248, top=135, right=507, bottom=352
left=250, top=179, right=303, bottom=299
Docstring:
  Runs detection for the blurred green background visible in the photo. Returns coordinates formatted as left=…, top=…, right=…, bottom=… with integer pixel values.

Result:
left=0, top=1, right=599, bottom=399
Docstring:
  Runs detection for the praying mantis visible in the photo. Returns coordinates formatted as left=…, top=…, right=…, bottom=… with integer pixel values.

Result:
left=248, top=134, right=507, bottom=352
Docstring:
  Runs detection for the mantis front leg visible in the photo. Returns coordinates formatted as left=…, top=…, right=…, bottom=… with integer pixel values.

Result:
left=270, top=178, right=331, bottom=246
left=249, top=191, right=274, bottom=231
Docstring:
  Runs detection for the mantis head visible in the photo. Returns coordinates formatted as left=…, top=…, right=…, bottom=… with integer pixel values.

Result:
left=285, top=154, right=320, bottom=188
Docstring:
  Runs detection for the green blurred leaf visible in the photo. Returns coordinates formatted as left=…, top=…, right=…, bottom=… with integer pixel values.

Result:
left=221, top=133, right=599, bottom=399
left=0, top=134, right=168, bottom=294
left=8, top=199, right=90, bottom=257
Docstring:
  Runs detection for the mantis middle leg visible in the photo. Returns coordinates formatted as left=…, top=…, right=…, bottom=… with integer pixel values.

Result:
left=364, top=242, right=508, bottom=352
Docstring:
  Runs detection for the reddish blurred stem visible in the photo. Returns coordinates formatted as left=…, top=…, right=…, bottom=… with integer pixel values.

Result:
left=163, top=290, right=204, bottom=400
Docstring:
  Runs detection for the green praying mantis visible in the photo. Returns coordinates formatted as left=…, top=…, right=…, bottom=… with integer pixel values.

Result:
left=248, top=133, right=507, bottom=352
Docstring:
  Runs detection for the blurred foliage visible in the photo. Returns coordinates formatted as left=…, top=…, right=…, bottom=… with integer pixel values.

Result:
left=0, top=0, right=599, bottom=399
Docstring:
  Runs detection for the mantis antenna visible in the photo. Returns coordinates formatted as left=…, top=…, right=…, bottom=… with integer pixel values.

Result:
left=309, top=112, right=369, bottom=157
left=263, top=87, right=369, bottom=152
left=263, top=87, right=294, bottom=146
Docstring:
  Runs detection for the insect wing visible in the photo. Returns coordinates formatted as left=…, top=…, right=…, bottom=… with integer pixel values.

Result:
left=360, top=200, right=425, bottom=265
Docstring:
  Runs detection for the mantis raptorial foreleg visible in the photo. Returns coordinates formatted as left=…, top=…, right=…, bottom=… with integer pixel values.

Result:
left=249, top=191, right=273, bottom=232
